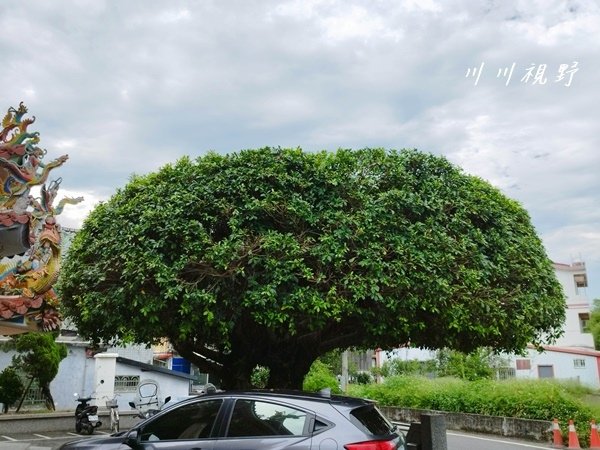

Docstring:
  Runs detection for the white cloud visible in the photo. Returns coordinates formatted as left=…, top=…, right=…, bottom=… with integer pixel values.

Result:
left=0, top=0, right=598, bottom=299
left=544, top=226, right=600, bottom=261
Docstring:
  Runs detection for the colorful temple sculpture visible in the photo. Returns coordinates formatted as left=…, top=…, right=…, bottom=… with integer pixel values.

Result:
left=0, top=102, right=82, bottom=335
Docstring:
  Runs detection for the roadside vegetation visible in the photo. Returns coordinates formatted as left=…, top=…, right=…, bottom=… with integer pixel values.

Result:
left=303, top=350, right=600, bottom=446
left=349, top=377, right=597, bottom=428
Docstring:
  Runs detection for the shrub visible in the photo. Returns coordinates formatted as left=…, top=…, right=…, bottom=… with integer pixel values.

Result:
left=250, top=365, right=270, bottom=388
left=349, top=376, right=596, bottom=447
left=0, top=367, right=24, bottom=413
left=303, top=360, right=341, bottom=394
left=354, top=372, right=372, bottom=385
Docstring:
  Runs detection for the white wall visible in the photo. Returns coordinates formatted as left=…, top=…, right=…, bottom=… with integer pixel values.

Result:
left=512, top=348, right=600, bottom=387
left=1, top=343, right=193, bottom=412
left=50, top=345, right=96, bottom=411
left=114, top=362, right=192, bottom=412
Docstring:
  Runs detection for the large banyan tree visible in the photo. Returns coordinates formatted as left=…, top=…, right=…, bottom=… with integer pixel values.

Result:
left=59, top=148, right=565, bottom=388
left=0, top=103, right=81, bottom=335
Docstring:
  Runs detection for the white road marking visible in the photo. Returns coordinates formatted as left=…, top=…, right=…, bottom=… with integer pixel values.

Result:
left=32, top=434, right=51, bottom=439
left=448, top=431, right=552, bottom=449
left=0, top=436, right=17, bottom=441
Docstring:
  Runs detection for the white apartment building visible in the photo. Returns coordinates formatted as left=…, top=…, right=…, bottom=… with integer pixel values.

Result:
left=509, top=261, right=598, bottom=386
left=551, top=261, right=592, bottom=348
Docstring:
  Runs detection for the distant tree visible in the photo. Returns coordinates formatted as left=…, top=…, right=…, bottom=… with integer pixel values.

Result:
left=381, top=357, right=438, bottom=378
left=59, top=148, right=565, bottom=389
left=0, top=367, right=24, bottom=413
left=9, top=333, right=67, bottom=411
left=435, top=348, right=494, bottom=380
left=303, top=360, right=341, bottom=393
left=588, top=299, right=600, bottom=349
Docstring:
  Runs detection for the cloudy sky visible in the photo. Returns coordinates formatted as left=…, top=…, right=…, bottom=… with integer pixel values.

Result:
left=1, top=0, right=598, bottom=300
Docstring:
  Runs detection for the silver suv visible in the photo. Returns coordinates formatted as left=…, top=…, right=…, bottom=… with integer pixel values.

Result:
left=60, top=390, right=406, bottom=449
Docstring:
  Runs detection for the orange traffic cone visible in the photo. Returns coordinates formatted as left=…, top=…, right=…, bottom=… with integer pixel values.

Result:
left=568, top=420, right=580, bottom=449
left=590, top=420, right=600, bottom=449
left=552, top=419, right=564, bottom=448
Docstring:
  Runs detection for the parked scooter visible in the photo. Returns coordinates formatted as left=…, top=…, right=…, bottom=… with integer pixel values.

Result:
left=74, top=393, right=102, bottom=434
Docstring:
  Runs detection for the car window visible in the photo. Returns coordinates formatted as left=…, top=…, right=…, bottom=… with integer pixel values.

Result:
left=140, top=399, right=223, bottom=441
left=350, top=404, right=394, bottom=436
left=226, top=399, right=308, bottom=437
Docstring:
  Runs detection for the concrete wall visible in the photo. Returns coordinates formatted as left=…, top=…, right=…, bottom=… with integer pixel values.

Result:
left=381, top=407, right=552, bottom=442
left=0, top=410, right=141, bottom=434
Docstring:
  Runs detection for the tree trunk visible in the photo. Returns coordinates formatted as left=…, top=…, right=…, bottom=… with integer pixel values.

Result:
left=219, top=349, right=256, bottom=390
left=266, top=362, right=311, bottom=389
left=261, top=341, right=317, bottom=390
left=16, top=377, right=34, bottom=413
left=41, top=383, right=55, bottom=411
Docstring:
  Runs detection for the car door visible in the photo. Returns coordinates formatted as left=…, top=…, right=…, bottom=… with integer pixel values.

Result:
left=213, top=398, right=313, bottom=450
left=133, top=398, right=223, bottom=449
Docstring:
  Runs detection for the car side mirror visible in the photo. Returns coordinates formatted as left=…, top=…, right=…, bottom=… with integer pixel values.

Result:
left=164, top=396, right=171, bottom=404
left=124, top=430, right=141, bottom=449
left=129, top=401, right=136, bottom=409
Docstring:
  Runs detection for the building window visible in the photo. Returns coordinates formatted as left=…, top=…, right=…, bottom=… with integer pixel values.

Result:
left=580, top=313, right=590, bottom=333
left=574, top=273, right=588, bottom=288
left=538, top=365, right=554, bottom=379
left=114, top=375, right=140, bottom=392
left=574, top=359, right=586, bottom=369
left=516, top=359, right=531, bottom=370
left=496, top=367, right=516, bottom=380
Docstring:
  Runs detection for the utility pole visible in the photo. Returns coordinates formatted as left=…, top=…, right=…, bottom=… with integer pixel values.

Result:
left=341, top=350, right=349, bottom=392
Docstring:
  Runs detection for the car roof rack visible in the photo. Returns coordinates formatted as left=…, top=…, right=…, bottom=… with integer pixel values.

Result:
left=318, top=387, right=332, bottom=398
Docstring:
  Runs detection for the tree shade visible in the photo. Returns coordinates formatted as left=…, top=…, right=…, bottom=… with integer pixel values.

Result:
left=59, top=148, right=565, bottom=388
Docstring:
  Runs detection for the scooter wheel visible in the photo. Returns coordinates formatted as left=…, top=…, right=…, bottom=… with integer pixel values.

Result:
left=86, top=426, right=94, bottom=435
left=75, top=422, right=82, bottom=433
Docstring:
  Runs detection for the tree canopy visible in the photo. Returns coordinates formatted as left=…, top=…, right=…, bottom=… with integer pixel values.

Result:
left=8, top=332, right=67, bottom=410
left=59, top=148, right=565, bottom=388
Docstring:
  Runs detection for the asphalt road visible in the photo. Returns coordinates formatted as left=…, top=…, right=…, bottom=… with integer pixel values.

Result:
left=0, top=430, right=556, bottom=450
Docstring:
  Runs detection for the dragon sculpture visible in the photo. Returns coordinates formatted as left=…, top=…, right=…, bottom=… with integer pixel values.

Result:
left=0, top=103, right=82, bottom=334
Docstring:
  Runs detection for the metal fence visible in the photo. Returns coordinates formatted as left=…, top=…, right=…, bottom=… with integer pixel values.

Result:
left=21, top=383, right=45, bottom=408
left=495, top=367, right=516, bottom=380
